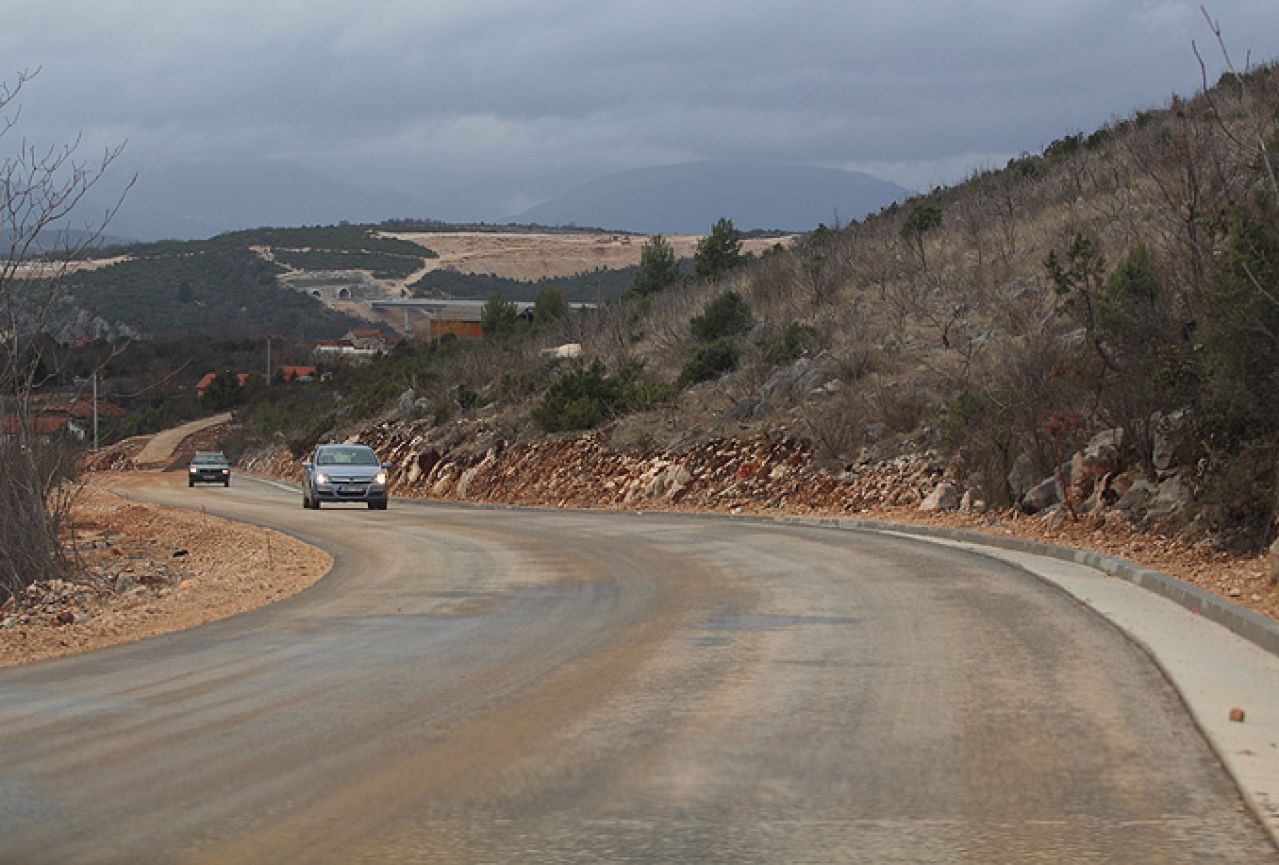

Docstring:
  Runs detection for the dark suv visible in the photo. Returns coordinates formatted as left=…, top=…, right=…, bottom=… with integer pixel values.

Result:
left=188, top=451, right=231, bottom=487
left=301, top=444, right=390, bottom=510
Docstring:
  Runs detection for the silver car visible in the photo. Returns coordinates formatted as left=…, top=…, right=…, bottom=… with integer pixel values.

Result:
left=301, top=444, right=390, bottom=510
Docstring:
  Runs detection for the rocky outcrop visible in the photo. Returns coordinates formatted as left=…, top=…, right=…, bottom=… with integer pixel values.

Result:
left=919, top=481, right=960, bottom=512
left=242, top=415, right=1203, bottom=536
left=1007, top=453, right=1040, bottom=501
left=1145, top=472, right=1194, bottom=523
left=246, top=422, right=947, bottom=515
left=1022, top=475, right=1062, bottom=513
left=1072, top=428, right=1123, bottom=494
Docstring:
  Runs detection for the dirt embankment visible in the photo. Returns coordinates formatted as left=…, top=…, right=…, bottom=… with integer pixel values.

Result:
left=2, top=419, right=332, bottom=669
left=0, top=472, right=331, bottom=669
left=246, top=422, right=1278, bottom=624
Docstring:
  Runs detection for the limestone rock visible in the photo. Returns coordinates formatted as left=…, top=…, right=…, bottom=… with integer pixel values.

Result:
left=1115, top=479, right=1155, bottom=513
left=1152, top=409, right=1188, bottom=476
left=729, top=398, right=762, bottom=420
left=1046, top=507, right=1068, bottom=531
left=919, top=482, right=960, bottom=512
left=1071, top=428, right=1123, bottom=497
left=1146, top=473, right=1193, bottom=523
left=1022, top=476, right=1060, bottom=514
left=395, top=388, right=419, bottom=420
left=1007, top=452, right=1040, bottom=500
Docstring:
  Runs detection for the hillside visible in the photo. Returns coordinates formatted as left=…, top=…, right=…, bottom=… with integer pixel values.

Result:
left=54, top=226, right=417, bottom=341
left=515, top=160, right=911, bottom=233
left=226, top=62, right=1279, bottom=569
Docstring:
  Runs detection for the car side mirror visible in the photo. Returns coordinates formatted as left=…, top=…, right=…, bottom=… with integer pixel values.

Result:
left=302, top=460, right=312, bottom=469
left=382, top=462, right=392, bottom=469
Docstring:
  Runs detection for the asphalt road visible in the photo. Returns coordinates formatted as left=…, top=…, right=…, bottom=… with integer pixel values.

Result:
left=1, top=475, right=1275, bottom=864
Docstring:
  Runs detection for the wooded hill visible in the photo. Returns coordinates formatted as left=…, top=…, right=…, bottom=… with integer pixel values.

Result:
left=52, top=223, right=655, bottom=340
left=59, top=225, right=430, bottom=341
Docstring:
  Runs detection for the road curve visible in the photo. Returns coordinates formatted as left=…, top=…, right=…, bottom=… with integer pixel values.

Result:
left=1, top=475, right=1274, bottom=864
left=133, top=413, right=234, bottom=467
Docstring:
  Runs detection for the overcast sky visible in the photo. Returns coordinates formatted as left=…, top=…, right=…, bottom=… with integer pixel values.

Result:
left=3, top=1, right=1277, bottom=223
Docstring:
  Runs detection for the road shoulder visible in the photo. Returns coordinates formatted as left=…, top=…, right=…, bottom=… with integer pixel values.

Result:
left=876, top=529, right=1279, bottom=846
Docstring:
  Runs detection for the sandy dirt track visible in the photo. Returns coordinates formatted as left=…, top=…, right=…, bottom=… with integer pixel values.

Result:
left=383, top=230, right=792, bottom=281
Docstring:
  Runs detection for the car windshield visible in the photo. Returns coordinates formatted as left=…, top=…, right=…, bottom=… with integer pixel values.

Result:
left=193, top=453, right=227, bottom=465
left=316, top=446, right=379, bottom=467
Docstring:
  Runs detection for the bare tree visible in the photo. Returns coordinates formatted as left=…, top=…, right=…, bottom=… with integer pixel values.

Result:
left=1195, top=6, right=1278, bottom=200
left=0, top=69, right=128, bottom=602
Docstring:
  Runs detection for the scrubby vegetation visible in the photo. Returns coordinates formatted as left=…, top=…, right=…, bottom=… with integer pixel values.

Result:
left=240, top=58, right=1279, bottom=550
left=62, top=246, right=362, bottom=340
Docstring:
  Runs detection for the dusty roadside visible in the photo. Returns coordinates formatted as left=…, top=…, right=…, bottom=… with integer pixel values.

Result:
left=0, top=471, right=331, bottom=669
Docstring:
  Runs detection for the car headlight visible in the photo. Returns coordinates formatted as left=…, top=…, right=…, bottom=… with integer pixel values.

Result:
left=374, top=471, right=387, bottom=486
left=220, top=468, right=229, bottom=474
left=314, top=472, right=330, bottom=485
left=189, top=466, right=198, bottom=473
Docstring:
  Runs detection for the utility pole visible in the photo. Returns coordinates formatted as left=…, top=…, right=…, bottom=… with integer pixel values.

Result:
left=92, top=372, right=99, bottom=452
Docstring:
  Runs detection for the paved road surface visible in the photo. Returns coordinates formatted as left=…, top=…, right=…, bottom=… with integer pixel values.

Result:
left=1, top=475, right=1274, bottom=864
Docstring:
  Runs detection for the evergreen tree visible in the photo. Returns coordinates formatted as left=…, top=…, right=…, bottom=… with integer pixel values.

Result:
left=533, top=286, right=569, bottom=326
left=630, top=234, right=681, bottom=296
left=694, top=218, right=744, bottom=280
left=480, top=292, right=519, bottom=337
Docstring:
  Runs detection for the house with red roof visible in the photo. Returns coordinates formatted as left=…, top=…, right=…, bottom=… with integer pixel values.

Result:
left=279, top=365, right=317, bottom=382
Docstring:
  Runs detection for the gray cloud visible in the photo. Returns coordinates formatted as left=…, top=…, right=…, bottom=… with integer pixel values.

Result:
left=3, top=1, right=1276, bottom=223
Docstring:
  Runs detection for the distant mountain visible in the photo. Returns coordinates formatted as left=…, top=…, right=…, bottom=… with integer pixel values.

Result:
left=1, top=227, right=137, bottom=255
left=514, top=161, right=912, bottom=234
left=83, top=161, right=436, bottom=242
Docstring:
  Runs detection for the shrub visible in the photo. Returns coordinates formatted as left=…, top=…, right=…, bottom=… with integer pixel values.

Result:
left=531, top=358, right=677, bottom=431
left=454, top=384, right=479, bottom=409
left=760, top=321, right=816, bottom=365
left=532, top=360, right=623, bottom=432
left=286, top=411, right=336, bottom=458
left=623, top=378, right=680, bottom=411
left=690, top=291, right=754, bottom=342
left=1194, top=197, right=1279, bottom=542
left=679, top=339, right=739, bottom=386
left=480, top=292, right=519, bottom=337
